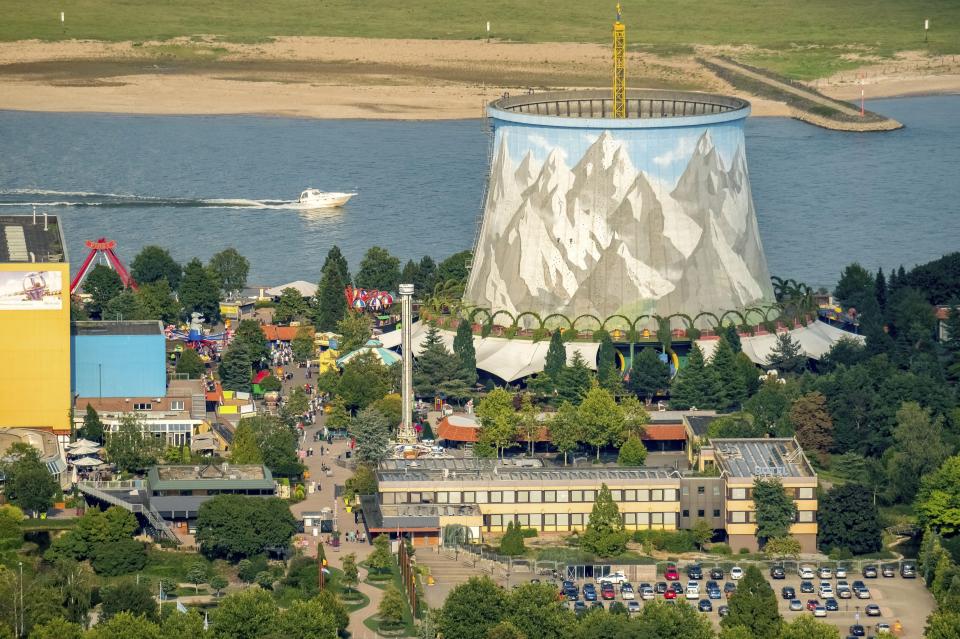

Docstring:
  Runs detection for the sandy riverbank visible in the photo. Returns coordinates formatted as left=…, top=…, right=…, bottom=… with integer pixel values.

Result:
left=0, top=37, right=957, bottom=119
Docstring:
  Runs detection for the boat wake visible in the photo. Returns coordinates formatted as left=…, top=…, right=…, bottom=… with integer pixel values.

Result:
left=0, top=189, right=326, bottom=210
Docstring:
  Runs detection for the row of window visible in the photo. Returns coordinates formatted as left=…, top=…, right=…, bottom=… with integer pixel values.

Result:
left=682, top=484, right=722, bottom=497
left=484, top=511, right=679, bottom=531
left=729, top=487, right=816, bottom=500
left=384, top=487, right=679, bottom=506
left=682, top=508, right=722, bottom=519
left=728, top=510, right=816, bottom=524
left=133, top=400, right=185, bottom=411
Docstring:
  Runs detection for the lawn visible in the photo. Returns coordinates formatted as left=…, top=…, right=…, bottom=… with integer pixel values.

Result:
left=3, top=0, right=958, bottom=64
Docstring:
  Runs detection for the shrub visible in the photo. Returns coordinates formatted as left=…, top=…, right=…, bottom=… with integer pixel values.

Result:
left=708, top=543, right=732, bottom=555
left=632, top=530, right=696, bottom=553
left=237, top=555, right=268, bottom=582
left=520, top=528, right=538, bottom=539
left=739, top=548, right=751, bottom=555
left=91, top=539, right=147, bottom=576
left=499, top=522, right=526, bottom=556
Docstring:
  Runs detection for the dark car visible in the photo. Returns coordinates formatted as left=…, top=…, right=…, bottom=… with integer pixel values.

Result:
left=800, top=581, right=815, bottom=593
left=706, top=580, right=719, bottom=591
left=687, top=565, right=703, bottom=580
left=724, top=582, right=736, bottom=598
left=825, top=598, right=839, bottom=611
left=863, top=565, right=878, bottom=578
left=865, top=604, right=881, bottom=616
left=573, top=601, right=587, bottom=615
left=590, top=601, right=604, bottom=610
left=901, top=564, right=917, bottom=579
left=564, top=588, right=579, bottom=601
left=698, top=599, right=713, bottom=612
left=710, top=568, right=724, bottom=580
left=718, top=605, right=730, bottom=617
left=849, top=624, right=866, bottom=637
left=671, top=582, right=684, bottom=594
left=583, top=584, right=597, bottom=601
left=708, top=588, right=722, bottom=600
left=655, top=582, right=668, bottom=594
left=562, top=580, right=575, bottom=590
left=881, top=565, right=896, bottom=578
left=781, top=586, right=796, bottom=600
left=770, top=565, right=786, bottom=580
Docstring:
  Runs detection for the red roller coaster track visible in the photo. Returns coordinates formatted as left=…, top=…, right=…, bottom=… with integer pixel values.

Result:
left=70, top=238, right=138, bottom=295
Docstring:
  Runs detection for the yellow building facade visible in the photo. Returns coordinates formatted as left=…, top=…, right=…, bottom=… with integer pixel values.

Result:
left=0, top=216, right=71, bottom=435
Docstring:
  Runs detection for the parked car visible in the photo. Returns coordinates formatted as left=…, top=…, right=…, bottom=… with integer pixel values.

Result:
left=819, top=566, right=833, bottom=579
left=837, top=586, right=852, bottom=599
left=789, top=599, right=803, bottom=611
left=819, top=582, right=834, bottom=598
left=708, top=587, right=722, bottom=600
left=852, top=580, right=866, bottom=592
left=600, top=571, right=628, bottom=584
left=583, top=584, right=597, bottom=601
left=564, top=587, right=579, bottom=601
left=620, top=583, right=635, bottom=600
left=814, top=605, right=827, bottom=618
left=590, top=601, right=604, bottom=611
left=710, top=568, right=724, bottom=580
left=665, top=566, right=680, bottom=581
left=640, top=585, right=654, bottom=601
left=573, top=601, right=587, bottom=615
left=881, top=565, right=896, bottom=578
left=876, top=623, right=892, bottom=634
left=825, top=598, right=839, bottom=611
left=863, top=565, right=878, bottom=578
left=655, top=582, right=668, bottom=594
left=671, top=582, right=683, bottom=595
left=856, top=587, right=872, bottom=600
left=601, top=583, right=616, bottom=600
left=698, top=599, right=713, bottom=612
left=685, top=583, right=700, bottom=600
left=800, top=581, right=815, bottom=593
left=724, top=582, right=737, bottom=598
left=806, top=599, right=819, bottom=611
left=865, top=604, right=881, bottom=616
left=901, top=564, right=917, bottom=579
left=718, top=605, right=730, bottom=617
left=730, top=566, right=744, bottom=580
left=800, top=565, right=815, bottom=579
left=836, top=566, right=848, bottom=579
left=770, top=565, right=786, bottom=580
left=687, top=564, right=703, bottom=580
left=849, top=624, right=866, bottom=637
left=627, top=601, right=641, bottom=614
left=664, top=589, right=677, bottom=600
left=781, top=586, right=796, bottom=600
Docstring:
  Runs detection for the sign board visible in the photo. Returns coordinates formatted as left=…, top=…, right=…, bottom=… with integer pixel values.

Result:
left=0, top=270, right=63, bottom=310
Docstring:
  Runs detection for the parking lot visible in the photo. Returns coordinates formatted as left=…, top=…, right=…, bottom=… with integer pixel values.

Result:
left=551, top=561, right=935, bottom=638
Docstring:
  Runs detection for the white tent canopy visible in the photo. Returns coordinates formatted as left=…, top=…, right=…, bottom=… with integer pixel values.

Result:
left=67, top=444, right=101, bottom=456
left=66, top=438, right=99, bottom=450
left=379, top=321, right=599, bottom=382
left=71, top=456, right=103, bottom=467
left=697, top=320, right=863, bottom=365
left=264, top=281, right=318, bottom=298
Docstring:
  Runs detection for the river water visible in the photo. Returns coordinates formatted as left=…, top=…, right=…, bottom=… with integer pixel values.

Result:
left=0, top=96, right=957, bottom=289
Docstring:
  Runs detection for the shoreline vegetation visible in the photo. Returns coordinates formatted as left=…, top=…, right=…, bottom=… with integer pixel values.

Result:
left=0, top=36, right=958, bottom=122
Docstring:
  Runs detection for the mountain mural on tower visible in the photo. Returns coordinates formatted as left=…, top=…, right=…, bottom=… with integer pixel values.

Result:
left=464, top=127, right=775, bottom=327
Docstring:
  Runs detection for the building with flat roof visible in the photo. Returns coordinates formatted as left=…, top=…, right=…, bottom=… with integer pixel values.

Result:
left=0, top=428, right=68, bottom=486
left=0, top=214, right=71, bottom=434
left=71, top=320, right=167, bottom=398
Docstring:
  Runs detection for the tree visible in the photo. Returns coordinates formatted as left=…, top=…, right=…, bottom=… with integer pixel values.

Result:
left=514, top=395, right=541, bottom=456
left=617, top=435, right=647, bottom=467
left=350, top=406, right=392, bottom=465
left=763, top=536, right=802, bottom=559
left=341, top=553, right=359, bottom=591
left=788, top=392, right=833, bottom=458
left=711, top=336, right=747, bottom=410
left=208, top=247, right=249, bottom=296
left=578, top=384, right=623, bottom=460
left=28, top=618, right=84, bottom=639
left=233, top=319, right=270, bottom=367
left=230, top=419, right=264, bottom=464
left=486, top=621, right=525, bottom=639
left=544, top=330, right=566, bottom=380
left=925, top=611, right=960, bottom=639
left=580, top=484, right=627, bottom=557
left=86, top=612, right=162, bottom=639
left=415, top=256, right=437, bottom=296
left=104, top=413, right=160, bottom=474
left=691, top=519, right=714, bottom=551
left=336, top=310, right=372, bottom=355
left=99, top=580, right=158, bottom=621
left=499, top=521, right=525, bottom=556
left=817, top=484, right=882, bottom=555
left=367, top=534, right=394, bottom=575
left=379, top=585, right=405, bottom=627
left=744, top=379, right=792, bottom=435
left=344, top=464, right=378, bottom=501
left=83, top=264, right=124, bottom=318
left=272, top=288, right=308, bottom=324
left=596, top=332, right=619, bottom=392
left=454, top=319, right=478, bottom=386
left=502, top=582, right=574, bottom=639
left=134, top=280, right=181, bottom=323
left=633, top=600, right=715, bottom=639
left=175, top=348, right=205, bottom=379
left=104, top=289, right=138, bottom=321
left=356, top=246, right=401, bottom=291
left=627, top=347, right=670, bottom=402
left=2, top=445, right=58, bottom=515
left=291, top=325, right=315, bottom=363
left=209, top=574, right=228, bottom=597
left=401, top=259, right=420, bottom=291
left=547, top=402, right=580, bottom=465
left=314, top=590, right=349, bottom=636
left=752, top=478, right=797, bottom=545
left=556, top=351, right=593, bottom=404
left=670, top=344, right=720, bottom=409
left=779, top=616, right=840, bottom=639
left=885, top=402, right=949, bottom=503
left=476, top=388, right=517, bottom=458
left=218, top=343, right=252, bottom=393
left=917, top=455, right=960, bottom=535
left=131, top=245, right=181, bottom=290
left=237, top=415, right=302, bottom=477
left=315, top=247, right=349, bottom=331
left=186, top=561, right=209, bottom=594
left=435, top=251, right=472, bottom=290
left=766, top=332, right=806, bottom=375
left=834, top=262, right=875, bottom=311
left=79, top=404, right=105, bottom=443
left=371, top=394, right=402, bottom=429
left=179, top=258, right=221, bottom=322
left=195, top=495, right=297, bottom=560
left=91, top=538, right=147, bottom=576
left=270, top=598, right=338, bottom=639
left=337, top=351, right=393, bottom=412
left=707, top=413, right=764, bottom=439
left=721, top=565, right=780, bottom=637
left=619, top=396, right=649, bottom=443
left=439, top=576, right=506, bottom=639
left=414, top=325, right=472, bottom=400
left=161, top=610, right=207, bottom=639
left=282, top=386, right=310, bottom=421
left=210, top=588, right=278, bottom=639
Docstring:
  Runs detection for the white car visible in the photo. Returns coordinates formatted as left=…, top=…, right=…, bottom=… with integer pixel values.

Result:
left=813, top=605, right=827, bottom=618
left=876, top=623, right=891, bottom=634
left=620, top=584, right=636, bottom=600
left=627, top=601, right=641, bottom=614
left=640, top=586, right=655, bottom=601
left=599, top=571, right=628, bottom=585
left=686, top=583, right=700, bottom=600
left=818, top=567, right=833, bottom=579
left=800, top=565, right=815, bottom=579
left=857, top=587, right=872, bottom=599
left=819, top=584, right=833, bottom=598
left=836, top=567, right=848, bottom=579
left=730, top=566, right=744, bottom=580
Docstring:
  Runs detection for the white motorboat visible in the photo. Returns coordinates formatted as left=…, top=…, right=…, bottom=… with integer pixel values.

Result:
left=297, top=188, right=356, bottom=208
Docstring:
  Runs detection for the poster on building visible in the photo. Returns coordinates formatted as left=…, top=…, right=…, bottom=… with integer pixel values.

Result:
left=0, top=270, right=63, bottom=310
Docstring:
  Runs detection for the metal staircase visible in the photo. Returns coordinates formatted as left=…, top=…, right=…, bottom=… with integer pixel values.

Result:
left=77, top=480, right=180, bottom=545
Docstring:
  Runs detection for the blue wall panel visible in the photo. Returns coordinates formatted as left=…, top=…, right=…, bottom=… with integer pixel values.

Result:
left=71, top=334, right=166, bottom=398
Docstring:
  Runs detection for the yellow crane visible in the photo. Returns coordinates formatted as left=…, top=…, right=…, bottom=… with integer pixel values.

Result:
left=613, top=3, right=626, bottom=118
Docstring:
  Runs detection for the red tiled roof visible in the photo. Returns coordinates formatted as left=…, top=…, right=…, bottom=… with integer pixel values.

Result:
left=261, top=325, right=313, bottom=341
left=641, top=424, right=688, bottom=441
left=436, top=415, right=480, bottom=443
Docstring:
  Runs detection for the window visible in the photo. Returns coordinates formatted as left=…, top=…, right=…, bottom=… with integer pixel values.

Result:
left=490, top=491, right=502, bottom=503
left=651, top=513, right=663, bottom=525
left=421, top=492, right=434, bottom=503
left=798, top=487, right=815, bottom=499
left=476, top=492, right=488, bottom=504
left=437, top=492, right=448, bottom=504
left=730, top=488, right=748, bottom=500
left=624, top=513, right=636, bottom=525
left=585, top=490, right=596, bottom=502
left=448, top=491, right=461, bottom=504
left=664, top=488, right=677, bottom=501
left=638, top=490, right=650, bottom=502
left=490, top=514, right=503, bottom=527
left=571, top=513, right=584, bottom=527
left=697, top=486, right=705, bottom=495
left=517, top=491, right=529, bottom=503
left=517, top=514, right=530, bottom=526
left=410, top=492, right=421, bottom=504
left=571, top=490, right=584, bottom=503
left=557, top=490, right=569, bottom=503
left=713, top=485, right=721, bottom=496
left=624, top=489, right=636, bottom=501
left=697, top=509, right=705, bottom=518
left=529, top=513, right=542, bottom=527
left=170, top=400, right=184, bottom=411
left=463, top=491, right=475, bottom=503
left=682, top=486, right=689, bottom=495
left=637, top=512, right=650, bottom=526
left=544, top=491, right=556, bottom=503
left=383, top=493, right=396, bottom=505
left=651, top=489, right=663, bottom=501
left=503, top=491, right=515, bottom=504
left=712, top=509, right=721, bottom=517
left=731, top=511, right=747, bottom=523
left=544, top=513, right=556, bottom=526
left=557, top=513, right=569, bottom=528
left=798, top=510, right=815, bottom=523
left=530, top=491, right=542, bottom=503
left=612, top=490, right=623, bottom=501
left=682, top=509, right=690, bottom=518
left=133, top=403, right=152, bottom=411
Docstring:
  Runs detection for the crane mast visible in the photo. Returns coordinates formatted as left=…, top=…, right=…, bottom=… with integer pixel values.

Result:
left=613, top=3, right=626, bottom=118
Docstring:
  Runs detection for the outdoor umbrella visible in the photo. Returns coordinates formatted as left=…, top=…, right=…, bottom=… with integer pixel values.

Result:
left=71, top=457, right=103, bottom=467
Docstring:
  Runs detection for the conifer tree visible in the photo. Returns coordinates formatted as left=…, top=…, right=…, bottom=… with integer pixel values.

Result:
left=711, top=336, right=747, bottom=410
left=875, top=267, right=888, bottom=312
left=766, top=332, right=806, bottom=375
left=617, top=434, right=648, bottom=466
left=179, top=258, right=221, bottom=322
left=626, top=347, right=670, bottom=402
left=544, top=330, right=566, bottom=380
left=581, top=484, right=627, bottom=556
left=556, top=352, right=593, bottom=404
left=453, top=319, right=478, bottom=386
left=721, top=565, right=781, bottom=637
left=596, top=332, right=620, bottom=392
left=315, top=247, right=349, bottom=331
left=670, top=344, right=719, bottom=409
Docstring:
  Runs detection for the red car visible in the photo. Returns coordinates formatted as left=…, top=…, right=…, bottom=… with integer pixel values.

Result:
left=806, top=599, right=819, bottom=611
left=665, top=566, right=680, bottom=581
left=664, top=589, right=677, bottom=600
left=601, top=583, right=615, bottom=600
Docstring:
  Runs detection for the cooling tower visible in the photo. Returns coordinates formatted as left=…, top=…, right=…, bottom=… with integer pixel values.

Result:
left=464, top=90, right=776, bottom=328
